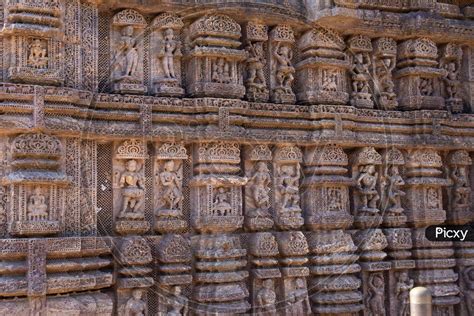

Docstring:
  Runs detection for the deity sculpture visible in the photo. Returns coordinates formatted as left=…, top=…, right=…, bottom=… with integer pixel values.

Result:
left=327, top=187, right=343, bottom=211
left=385, top=165, right=406, bottom=215
left=451, top=165, right=470, bottom=207
left=419, top=78, right=433, bottom=96
left=248, top=162, right=271, bottom=218
left=27, top=186, right=48, bottom=221
left=356, top=164, right=379, bottom=213
left=256, top=279, right=277, bottom=315
left=166, top=286, right=188, bottom=316
left=443, top=61, right=460, bottom=99
left=277, top=164, right=300, bottom=212
left=213, top=187, right=232, bottom=216
left=115, top=26, right=139, bottom=79
left=120, top=289, right=147, bottom=316
left=463, top=267, right=474, bottom=315
left=246, top=41, right=267, bottom=91
left=395, top=272, right=414, bottom=316
left=159, top=28, right=181, bottom=79
left=427, top=187, right=441, bottom=209
left=367, top=274, right=385, bottom=316
left=118, top=159, right=145, bottom=220
left=350, top=52, right=371, bottom=94
left=322, top=70, right=337, bottom=92
left=375, top=56, right=397, bottom=107
left=286, top=278, right=310, bottom=316
left=28, top=39, right=48, bottom=68
left=212, top=58, right=231, bottom=84
left=158, top=160, right=183, bottom=216
left=273, top=42, right=295, bottom=94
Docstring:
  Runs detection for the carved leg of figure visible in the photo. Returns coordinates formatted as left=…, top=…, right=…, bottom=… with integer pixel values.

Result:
left=122, top=197, right=131, bottom=215
left=257, top=69, right=266, bottom=85
left=133, top=197, right=143, bottom=212
left=248, top=68, right=257, bottom=84
left=168, top=57, right=175, bottom=78
left=163, top=58, right=171, bottom=78
left=368, top=194, right=379, bottom=209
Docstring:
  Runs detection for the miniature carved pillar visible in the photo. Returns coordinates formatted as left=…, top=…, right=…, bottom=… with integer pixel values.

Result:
left=113, top=139, right=150, bottom=235
left=110, top=9, right=147, bottom=94
left=116, top=237, right=154, bottom=316
left=249, top=232, right=280, bottom=315
left=5, top=133, right=69, bottom=237
left=156, top=235, right=192, bottom=315
left=244, top=145, right=274, bottom=231
left=151, top=13, right=185, bottom=97
left=269, top=25, right=296, bottom=104
left=347, top=35, right=374, bottom=108
left=373, top=38, right=398, bottom=110
left=440, top=43, right=464, bottom=113
left=395, top=38, right=445, bottom=110
left=380, top=149, right=415, bottom=316
left=296, top=27, right=349, bottom=105
left=404, top=149, right=459, bottom=316
left=1, top=0, right=65, bottom=85
left=277, top=231, right=311, bottom=316
left=303, top=145, right=364, bottom=314
left=154, top=143, right=188, bottom=234
left=186, top=14, right=246, bottom=99
left=446, top=150, right=474, bottom=315
left=27, top=239, right=47, bottom=315
left=243, top=22, right=269, bottom=102
left=190, top=142, right=250, bottom=314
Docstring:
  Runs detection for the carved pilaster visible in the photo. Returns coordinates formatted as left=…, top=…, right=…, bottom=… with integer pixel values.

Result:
left=440, top=43, right=464, bottom=113
left=347, top=35, right=374, bottom=108
left=373, top=38, right=398, bottom=110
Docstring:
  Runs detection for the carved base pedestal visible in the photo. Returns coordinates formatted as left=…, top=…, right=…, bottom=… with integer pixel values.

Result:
left=154, top=218, right=187, bottom=234
left=245, top=217, right=274, bottom=231
left=193, top=216, right=244, bottom=234
left=188, top=82, right=245, bottom=99
left=275, top=215, right=304, bottom=231
left=10, top=220, right=60, bottom=237
left=399, top=96, right=445, bottom=110
left=8, top=67, right=63, bottom=86
left=298, top=90, right=349, bottom=105
left=115, top=220, right=150, bottom=235
left=351, top=92, right=374, bottom=108
left=382, top=214, right=407, bottom=228
left=379, top=93, right=398, bottom=110
left=354, top=214, right=383, bottom=229
left=154, top=78, right=184, bottom=97
left=112, top=80, right=147, bottom=95
left=446, top=98, right=464, bottom=113
left=271, top=90, right=296, bottom=104
left=406, top=209, right=446, bottom=228
left=306, top=212, right=353, bottom=230
left=246, top=85, right=269, bottom=103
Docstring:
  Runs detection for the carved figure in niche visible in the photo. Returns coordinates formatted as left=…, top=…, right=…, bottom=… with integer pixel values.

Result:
left=277, top=164, right=300, bottom=212
left=462, top=267, right=474, bottom=315
left=356, top=165, right=379, bottom=213
left=248, top=162, right=271, bottom=217
left=212, top=58, right=231, bottom=84
left=396, top=272, right=414, bottom=316
left=419, top=78, right=433, bottom=96
left=443, top=61, right=460, bottom=99
left=213, top=187, right=232, bottom=216
left=427, top=187, right=440, bottom=209
left=119, top=289, right=147, bottom=316
left=327, top=187, right=343, bottom=211
left=375, top=56, right=397, bottom=106
left=451, top=165, right=470, bottom=207
left=322, top=70, right=337, bottom=92
left=367, top=273, right=385, bottom=316
left=28, top=39, right=48, bottom=68
left=115, top=26, right=139, bottom=79
left=159, top=160, right=183, bottom=216
left=273, top=42, right=295, bottom=93
left=286, top=278, right=310, bottom=316
left=119, top=159, right=145, bottom=219
left=246, top=41, right=267, bottom=90
left=27, top=186, right=48, bottom=220
left=386, top=166, right=405, bottom=215
left=159, top=28, right=181, bottom=79
left=256, top=279, right=277, bottom=315
left=166, top=286, right=188, bottom=316
left=350, top=52, right=371, bottom=94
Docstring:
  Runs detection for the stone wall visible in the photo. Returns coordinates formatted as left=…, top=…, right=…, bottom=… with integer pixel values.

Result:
left=0, top=0, right=473, bottom=315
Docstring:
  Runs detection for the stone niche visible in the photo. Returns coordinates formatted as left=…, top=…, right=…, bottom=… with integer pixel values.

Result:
left=2, top=0, right=64, bottom=85
left=110, top=9, right=147, bottom=94
left=186, top=14, right=246, bottom=99
left=4, top=133, right=70, bottom=237
left=296, top=27, right=349, bottom=105
left=395, top=38, right=445, bottom=110
left=113, top=139, right=150, bottom=235
left=190, top=142, right=247, bottom=233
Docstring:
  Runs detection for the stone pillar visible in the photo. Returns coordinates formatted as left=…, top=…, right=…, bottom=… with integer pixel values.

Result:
left=395, top=38, right=445, bottom=111
left=190, top=142, right=250, bottom=314
left=380, top=148, right=415, bottom=316
left=347, top=35, right=374, bottom=109
left=186, top=14, right=246, bottom=99
left=296, top=27, right=349, bottom=105
left=404, top=149, right=459, bottom=316
left=113, top=139, right=150, bottom=235
left=302, top=144, right=363, bottom=315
